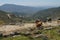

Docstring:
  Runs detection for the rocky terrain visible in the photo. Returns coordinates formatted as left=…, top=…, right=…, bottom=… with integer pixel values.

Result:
left=0, top=21, right=60, bottom=36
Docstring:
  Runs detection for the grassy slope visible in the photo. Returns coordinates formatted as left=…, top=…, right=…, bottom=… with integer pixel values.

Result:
left=42, top=26, right=60, bottom=40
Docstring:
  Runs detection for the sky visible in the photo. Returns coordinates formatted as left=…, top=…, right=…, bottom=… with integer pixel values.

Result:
left=0, top=0, right=60, bottom=7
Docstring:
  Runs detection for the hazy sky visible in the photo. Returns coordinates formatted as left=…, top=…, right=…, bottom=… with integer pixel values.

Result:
left=0, top=0, right=60, bottom=7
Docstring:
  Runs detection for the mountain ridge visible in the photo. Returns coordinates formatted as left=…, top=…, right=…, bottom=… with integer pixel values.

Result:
left=0, top=4, right=53, bottom=15
left=0, top=4, right=41, bottom=14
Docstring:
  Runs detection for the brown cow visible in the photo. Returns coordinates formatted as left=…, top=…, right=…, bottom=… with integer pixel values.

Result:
left=57, top=18, right=60, bottom=25
left=35, top=19, right=43, bottom=30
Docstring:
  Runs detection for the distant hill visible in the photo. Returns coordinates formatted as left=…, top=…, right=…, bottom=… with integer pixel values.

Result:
left=0, top=4, right=40, bottom=14
left=0, top=4, right=52, bottom=15
left=33, top=7, right=60, bottom=20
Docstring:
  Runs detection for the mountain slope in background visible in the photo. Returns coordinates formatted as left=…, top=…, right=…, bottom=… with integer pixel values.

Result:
left=0, top=4, right=40, bottom=14
left=33, top=7, right=60, bottom=20
left=0, top=4, right=52, bottom=15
